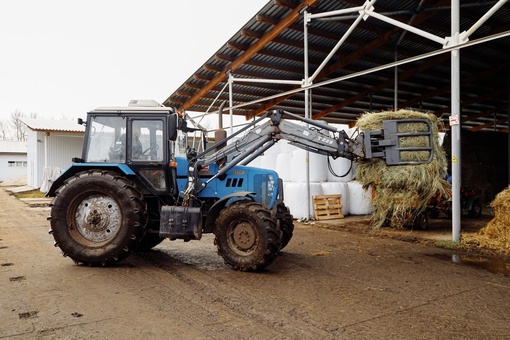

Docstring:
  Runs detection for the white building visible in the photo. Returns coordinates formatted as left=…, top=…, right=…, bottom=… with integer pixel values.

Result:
left=0, top=141, right=28, bottom=182
left=20, top=118, right=85, bottom=189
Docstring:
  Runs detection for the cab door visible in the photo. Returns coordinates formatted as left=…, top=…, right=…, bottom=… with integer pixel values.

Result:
left=129, top=119, right=168, bottom=191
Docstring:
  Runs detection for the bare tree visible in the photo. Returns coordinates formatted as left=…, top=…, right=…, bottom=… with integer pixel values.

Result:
left=10, top=111, right=37, bottom=141
left=0, top=120, right=8, bottom=141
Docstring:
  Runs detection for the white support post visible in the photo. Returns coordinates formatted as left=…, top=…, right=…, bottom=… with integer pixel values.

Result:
left=228, top=72, right=234, bottom=136
left=304, top=9, right=311, bottom=220
left=394, top=49, right=398, bottom=110
left=44, top=132, right=49, bottom=170
left=451, top=0, right=461, bottom=243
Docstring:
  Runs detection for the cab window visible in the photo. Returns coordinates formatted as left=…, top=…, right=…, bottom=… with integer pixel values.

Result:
left=130, top=120, right=164, bottom=162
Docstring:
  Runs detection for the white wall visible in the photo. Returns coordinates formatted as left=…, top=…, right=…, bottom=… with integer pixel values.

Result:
left=0, top=154, right=27, bottom=182
left=27, top=130, right=43, bottom=188
left=46, top=134, right=83, bottom=170
left=27, top=130, right=84, bottom=188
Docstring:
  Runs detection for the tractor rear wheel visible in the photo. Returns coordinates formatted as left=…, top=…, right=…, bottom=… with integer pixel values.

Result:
left=214, top=201, right=281, bottom=271
left=48, top=170, right=147, bottom=266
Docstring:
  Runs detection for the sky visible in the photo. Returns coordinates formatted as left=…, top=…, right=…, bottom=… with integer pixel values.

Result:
left=0, top=0, right=268, bottom=123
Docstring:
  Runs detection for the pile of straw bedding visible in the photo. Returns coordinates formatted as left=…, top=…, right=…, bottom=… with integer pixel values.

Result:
left=478, top=186, right=510, bottom=251
left=355, top=110, right=449, bottom=228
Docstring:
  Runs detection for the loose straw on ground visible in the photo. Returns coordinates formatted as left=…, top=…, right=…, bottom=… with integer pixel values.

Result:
left=475, top=186, right=510, bottom=252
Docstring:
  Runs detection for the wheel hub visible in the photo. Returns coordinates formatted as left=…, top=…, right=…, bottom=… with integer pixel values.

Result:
left=74, top=194, right=122, bottom=243
left=232, top=222, right=256, bottom=251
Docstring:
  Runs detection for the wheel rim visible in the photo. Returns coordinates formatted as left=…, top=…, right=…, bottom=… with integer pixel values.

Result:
left=228, top=221, right=257, bottom=254
left=72, top=194, right=122, bottom=244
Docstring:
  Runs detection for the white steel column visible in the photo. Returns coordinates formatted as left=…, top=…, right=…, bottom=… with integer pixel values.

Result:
left=44, top=132, right=49, bottom=169
left=394, top=50, right=398, bottom=109
left=304, top=9, right=311, bottom=219
left=451, top=0, right=461, bottom=242
left=228, top=72, right=234, bottom=136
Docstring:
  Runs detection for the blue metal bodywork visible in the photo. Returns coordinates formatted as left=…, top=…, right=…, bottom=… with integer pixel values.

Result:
left=46, top=163, right=136, bottom=196
left=48, top=157, right=280, bottom=211
left=175, top=156, right=279, bottom=209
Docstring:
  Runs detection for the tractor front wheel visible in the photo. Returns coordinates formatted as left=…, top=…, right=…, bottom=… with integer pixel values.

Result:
left=276, top=203, right=294, bottom=250
left=214, top=202, right=281, bottom=271
left=48, top=170, right=147, bottom=266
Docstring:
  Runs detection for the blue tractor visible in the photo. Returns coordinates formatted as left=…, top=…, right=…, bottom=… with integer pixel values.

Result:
left=47, top=100, right=433, bottom=271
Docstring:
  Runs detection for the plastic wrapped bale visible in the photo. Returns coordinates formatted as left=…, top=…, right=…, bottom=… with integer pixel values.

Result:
left=478, top=186, right=510, bottom=251
left=283, top=182, right=323, bottom=220
left=355, top=110, right=449, bottom=228
left=347, top=181, right=373, bottom=215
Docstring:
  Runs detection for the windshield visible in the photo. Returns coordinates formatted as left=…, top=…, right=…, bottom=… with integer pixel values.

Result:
left=85, top=116, right=126, bottom=163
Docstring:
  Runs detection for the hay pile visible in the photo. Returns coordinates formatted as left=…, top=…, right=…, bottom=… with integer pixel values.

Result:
left=477, top=186, right=510, bottom=251
left=355, top=109, right=449, bottom=228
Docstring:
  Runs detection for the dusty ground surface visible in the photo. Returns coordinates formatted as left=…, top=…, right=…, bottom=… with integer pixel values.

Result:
left=1, top=187, right=509, bottom=340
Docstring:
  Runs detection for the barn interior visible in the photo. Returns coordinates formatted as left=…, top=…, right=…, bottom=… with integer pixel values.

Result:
left=163, top=0, right=510, bottom=204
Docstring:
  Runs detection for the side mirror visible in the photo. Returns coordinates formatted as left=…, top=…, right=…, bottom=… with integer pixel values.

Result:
left=77, top=118, right=85, bottom=125
left=168, top=113, right=178, bottom=141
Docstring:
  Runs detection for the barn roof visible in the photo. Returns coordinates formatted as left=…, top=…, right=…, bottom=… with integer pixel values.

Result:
left=163, top=0, right=510, bottom=132
left=19, top=118, right=85, bottom=134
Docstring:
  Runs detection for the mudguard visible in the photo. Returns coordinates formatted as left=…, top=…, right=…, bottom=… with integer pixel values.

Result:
left=203, top=191, right=256, bottom=233
left=45, top=163, right=135, bottom=197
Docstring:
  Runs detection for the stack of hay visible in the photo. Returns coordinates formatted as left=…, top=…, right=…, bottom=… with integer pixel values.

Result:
left=479, top=186, right=510, bottom=251
left=355, top=109, right=449, bottom=228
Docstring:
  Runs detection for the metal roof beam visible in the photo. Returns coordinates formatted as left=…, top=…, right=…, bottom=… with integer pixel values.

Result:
left=312, top=53, right=450, bottom=119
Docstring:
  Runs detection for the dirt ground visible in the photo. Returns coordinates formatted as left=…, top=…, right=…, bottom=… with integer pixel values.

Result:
left=1, top=187, right=510, bottom=340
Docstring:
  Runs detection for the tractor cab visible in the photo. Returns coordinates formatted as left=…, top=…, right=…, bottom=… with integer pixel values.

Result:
left=50, top=100, right=181, bottom=196
left=84, top=116, right=164, bottom=163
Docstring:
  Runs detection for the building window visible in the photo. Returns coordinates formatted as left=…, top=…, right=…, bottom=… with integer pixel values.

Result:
left=7, top=161, right=27, bottom=167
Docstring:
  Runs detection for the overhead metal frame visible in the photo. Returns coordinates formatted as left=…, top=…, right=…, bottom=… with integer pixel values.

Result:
left=166, top=1, right=510, bottom=132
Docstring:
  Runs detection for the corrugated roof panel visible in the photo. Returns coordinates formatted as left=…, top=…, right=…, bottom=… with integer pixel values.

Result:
left=19, top=118, right=85, bottom=133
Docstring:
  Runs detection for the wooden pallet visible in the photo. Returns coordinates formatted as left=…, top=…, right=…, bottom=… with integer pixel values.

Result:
left=313, top=194, right=344, bottom=220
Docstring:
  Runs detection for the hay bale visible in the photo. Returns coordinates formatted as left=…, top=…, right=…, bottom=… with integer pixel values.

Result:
left=355, top=109, right=449, bottom=228
left=479, top=186, right=510, bottom=249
